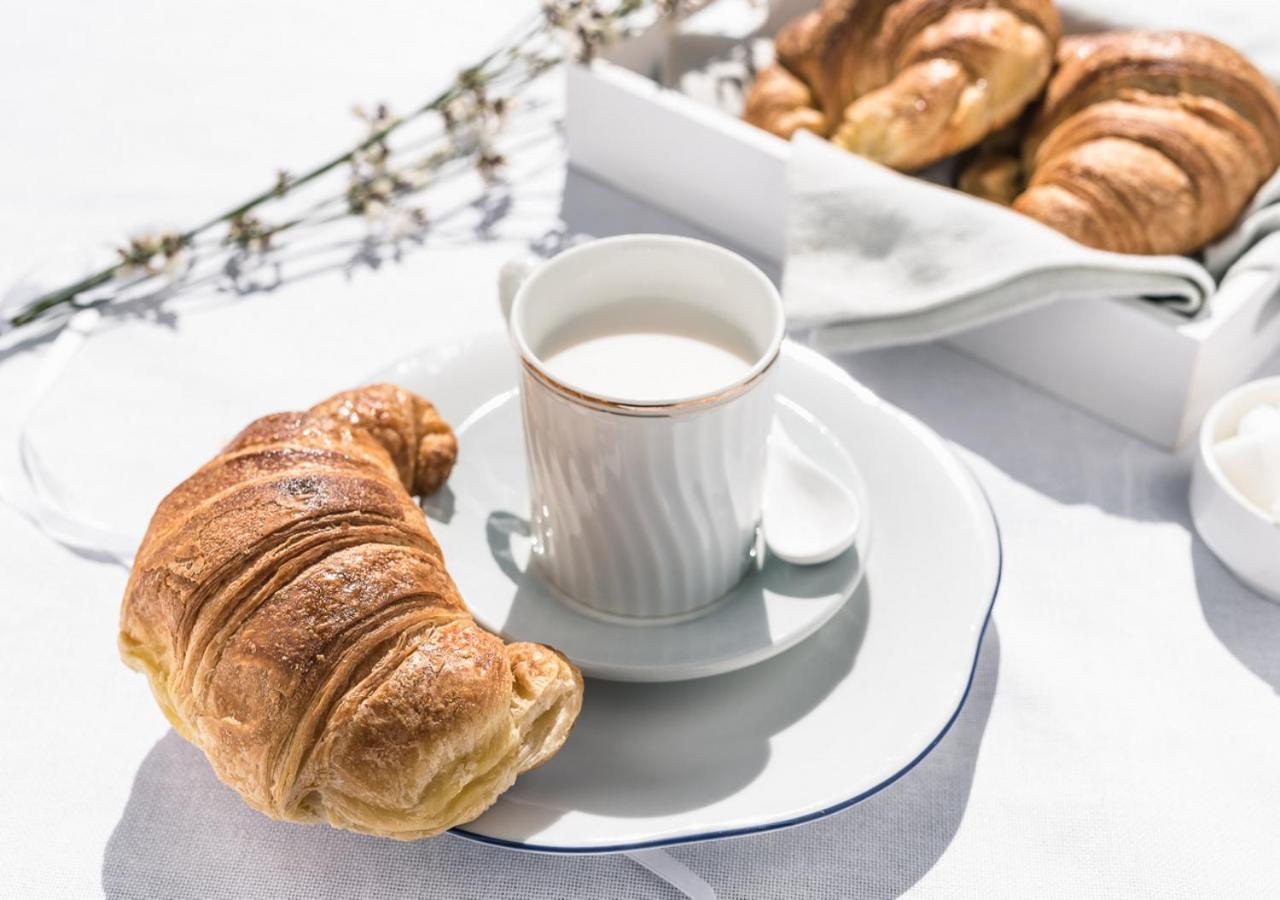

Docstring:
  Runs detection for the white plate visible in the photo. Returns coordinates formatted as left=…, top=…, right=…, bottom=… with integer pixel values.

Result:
left=376, top=333, right=871, bottom=682
left=371, top=333, right=1001, bottom=852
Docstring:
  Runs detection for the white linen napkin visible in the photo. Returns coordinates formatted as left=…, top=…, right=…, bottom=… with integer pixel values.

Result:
left=782, top=132, right=1220, bottom=351
left=1203, top=170, right=1280, bottom=277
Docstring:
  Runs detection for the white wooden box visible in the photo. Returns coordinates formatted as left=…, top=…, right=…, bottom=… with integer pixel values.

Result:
left=564, top=1, right=1280, bottom=448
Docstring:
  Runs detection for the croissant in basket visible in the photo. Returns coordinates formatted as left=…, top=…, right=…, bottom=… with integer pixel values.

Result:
left=961, top=31, right=1280, bottom=255
left=119, top=384, right=583, bottom=840
left=743, top=0, right=1062, bottom=171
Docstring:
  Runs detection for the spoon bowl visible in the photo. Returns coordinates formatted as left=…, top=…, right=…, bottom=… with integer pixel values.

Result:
left=763, top=423, right=862, bottom=566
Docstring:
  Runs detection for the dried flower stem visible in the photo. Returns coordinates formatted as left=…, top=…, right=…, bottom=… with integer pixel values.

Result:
left=5, top=2, right=688, bottom=332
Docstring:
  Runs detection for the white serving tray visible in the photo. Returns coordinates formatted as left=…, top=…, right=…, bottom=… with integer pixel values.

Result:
left=565, top=0, right=1280, bottom=448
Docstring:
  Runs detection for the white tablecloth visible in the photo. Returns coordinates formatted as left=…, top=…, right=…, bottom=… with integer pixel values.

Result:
left=3, top=2, right=1280, bottom=897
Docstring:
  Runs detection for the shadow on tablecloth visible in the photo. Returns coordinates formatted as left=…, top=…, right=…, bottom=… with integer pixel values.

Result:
left=100, top=624, right=999, bottom=900
left=663, top=625, right=1001, bottom=899
left=1191, top=541, right=1280, bottom=694
left=100, top=729, right=689, bottom=900
left=832, top=341, right=1280, bottom=696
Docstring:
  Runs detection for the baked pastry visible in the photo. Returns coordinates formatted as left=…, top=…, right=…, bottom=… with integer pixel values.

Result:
left=743, top=0, right=1062, bottom=171
left=962, top=31, right=1280, bottom=255
left=957, top=122, right=1026, bottom=204
left=119, top=384, right=582, bottom=840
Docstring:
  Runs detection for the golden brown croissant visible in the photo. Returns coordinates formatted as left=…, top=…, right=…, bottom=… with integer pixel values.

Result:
left=119, top=384, right=582, bottom=840
left=744, top=0, right=1062, bottom=171
left=965, top=31, right=1280, bottom=255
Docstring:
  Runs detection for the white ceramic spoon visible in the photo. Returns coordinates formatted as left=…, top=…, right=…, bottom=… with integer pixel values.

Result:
left=763, top=423, right=861, bottom=565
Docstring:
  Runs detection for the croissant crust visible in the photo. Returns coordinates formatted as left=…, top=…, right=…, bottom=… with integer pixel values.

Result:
left=966, top=31, right=1280, bottom=255
left=119, top=384, right=583, bottom=840
left=744, top=0, right=1062, bottom=171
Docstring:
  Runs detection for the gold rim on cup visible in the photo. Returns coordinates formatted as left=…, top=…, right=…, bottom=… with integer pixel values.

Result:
left=517, top=347, right=782, bottom=418
left=509, top=234, right=787, bottom=419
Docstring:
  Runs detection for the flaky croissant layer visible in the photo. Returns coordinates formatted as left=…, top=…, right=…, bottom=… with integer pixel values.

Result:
left=963, top=31, right=1280, bottom=255
left=120, top=384, right=582, bottom=840
left=744, top=0, right=1061, bottom=171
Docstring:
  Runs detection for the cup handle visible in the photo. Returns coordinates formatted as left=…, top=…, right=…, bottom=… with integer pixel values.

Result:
left=498, top=255, right=539, bottom=325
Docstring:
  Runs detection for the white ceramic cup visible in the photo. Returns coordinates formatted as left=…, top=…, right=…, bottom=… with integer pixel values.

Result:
left=503, top=234, right=785, bottom=622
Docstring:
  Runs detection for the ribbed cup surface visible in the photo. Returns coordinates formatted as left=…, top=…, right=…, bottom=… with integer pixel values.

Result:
left=521, top=369, right=775, bottom=619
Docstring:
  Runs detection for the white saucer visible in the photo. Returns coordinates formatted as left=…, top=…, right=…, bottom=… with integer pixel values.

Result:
left=376, top=332, right=870, bottom=682
left=371, top=333, right=1001, bottom=852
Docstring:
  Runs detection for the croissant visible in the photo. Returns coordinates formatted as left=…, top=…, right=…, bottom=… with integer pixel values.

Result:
left=743, top=0, right=1062, bottom=171
left=119, top=384, right=583, bottom=840
left=963, top=31, right=1280, bottom=255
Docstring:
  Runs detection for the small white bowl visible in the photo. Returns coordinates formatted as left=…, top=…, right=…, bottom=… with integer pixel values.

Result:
left=1190, top=376, right=1280, bottom=603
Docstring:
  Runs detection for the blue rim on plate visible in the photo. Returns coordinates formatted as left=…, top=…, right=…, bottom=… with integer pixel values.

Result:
left=450, top=472, right=1002, bottom=855
left=370, top=333, right=1003, bottom=855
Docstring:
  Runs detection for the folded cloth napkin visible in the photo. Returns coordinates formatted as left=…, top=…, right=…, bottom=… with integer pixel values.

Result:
left=782, top=132, right=1221, bottom=351
left=1203, top=170, right=1280, bottom=278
